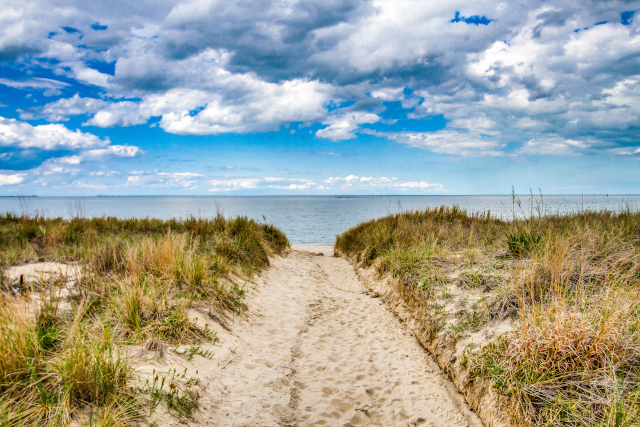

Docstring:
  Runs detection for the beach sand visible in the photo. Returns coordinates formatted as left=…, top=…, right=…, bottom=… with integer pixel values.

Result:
left=147, top=246, right=482, bottom=426
left=6, top=247, right=483, bottom=426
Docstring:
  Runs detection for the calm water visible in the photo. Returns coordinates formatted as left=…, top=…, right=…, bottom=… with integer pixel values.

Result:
left=2, top=195, right=639, bottom=245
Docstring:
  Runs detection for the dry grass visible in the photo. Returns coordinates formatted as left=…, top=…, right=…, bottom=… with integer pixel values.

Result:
left=0, top=213, right=288, bottom=426
left=336, top=204, right=640, bottom=426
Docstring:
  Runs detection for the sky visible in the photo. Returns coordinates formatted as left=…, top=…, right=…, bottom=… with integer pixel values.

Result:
left=0, top=0, right=639, bottom=196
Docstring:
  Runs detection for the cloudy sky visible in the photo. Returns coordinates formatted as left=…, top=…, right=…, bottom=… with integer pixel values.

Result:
left=0, top=0, right=639, bottom=195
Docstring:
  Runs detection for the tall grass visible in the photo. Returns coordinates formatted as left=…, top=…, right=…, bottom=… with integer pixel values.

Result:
left=336, top=205, right=640, bottom=426
left=0, top=213, right=288, bottom=425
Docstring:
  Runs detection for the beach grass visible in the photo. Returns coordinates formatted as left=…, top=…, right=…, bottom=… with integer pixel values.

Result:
left=0, top=212, right=288, bottom=426
left=336, top=204, right=639, bottom=426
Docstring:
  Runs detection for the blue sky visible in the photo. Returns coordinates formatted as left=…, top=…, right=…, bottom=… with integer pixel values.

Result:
left=0, top=0, right=639, bottom=195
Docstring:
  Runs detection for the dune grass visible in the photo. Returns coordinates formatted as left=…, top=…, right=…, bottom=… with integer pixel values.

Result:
left=336, top=204, right=639, bottom=426
left=0, top=212, right=288, bottom=426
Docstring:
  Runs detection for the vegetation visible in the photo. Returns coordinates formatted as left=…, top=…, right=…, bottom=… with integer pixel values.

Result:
left=336, top=203, right=640, bottom=426
left=0, top=212, right=288, bottom=426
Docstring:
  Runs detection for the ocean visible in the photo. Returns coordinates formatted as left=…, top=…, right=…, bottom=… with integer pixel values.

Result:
left=2, top=195, right=638, bottom=245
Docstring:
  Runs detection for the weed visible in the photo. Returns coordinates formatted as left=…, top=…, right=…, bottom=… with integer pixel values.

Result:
left=459, top=270, right=486, bottom=288
left=176, top=346, right=216, bottom=361
left=138, top=368, right=201, bottom=418
left=506, top=231, right=541, bottom=258
left=459, top=355, right=469, bottom=368
left=150, top=306, right=213, bottom=344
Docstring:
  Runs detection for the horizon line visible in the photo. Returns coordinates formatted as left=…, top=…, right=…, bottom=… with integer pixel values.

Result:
left=2, top=193, right=639, bottom=198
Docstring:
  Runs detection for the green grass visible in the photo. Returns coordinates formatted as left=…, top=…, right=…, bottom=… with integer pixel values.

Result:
left=0, top=212, right=288, bottom=426
left=336, top=204, right=640, bottom=426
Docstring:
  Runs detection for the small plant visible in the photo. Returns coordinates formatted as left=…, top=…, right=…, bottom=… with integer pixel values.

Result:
left=176, top=345, right=216, bottom=361
left=459, top=355, right=469, bottom=368
left=460, top=310, right=486, bottom=331
left=459, top=270, right=485, bottom=288
left=150, top=307, right=213, bottom=344
left=449, top=323, right=465, bottom=340
left=420, top=269, right=447, bottom=296
left=506, top=231, right=541, bottom=257
left=139, top=368, right=201, bottom=418
left=262, top=224, right=289, bottom=248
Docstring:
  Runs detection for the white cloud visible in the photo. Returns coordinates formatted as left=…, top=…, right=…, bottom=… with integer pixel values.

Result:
left=83, top=101, right=147, bottom=127
left=38, top=94, right=108, bottom=122
left=208, top=178, right=262, bottom=190
left=159, top=77, right=331, bottom=135
left=83, top=145, right=142, bottom=160
left=43, top=40, right=112, bottom=88
left=127, top=171, right=203, bottom=188
left=324, top=175, right=443, bottom=191
left=52, top=147, right=142, bottom=164
left=316, top=112, right=380, bottom=141
left=0, top=173, right=25, bottom=185
left=0, top=77, right=69, bottom=97
left=0, top=116, right=107, bottom=150
left=208, top=177, right=316, bottom=192
left=58, top=57, right=334, bottom=134
left=370, top=87, right=404, bottom=101
left=449, top=115, right=496, bottom=131
left=0, top=117, right=142, bottom=175
left=520, top=137, right=590, bottom=156
left=2, top=0, right=640, bottom=162
left=324, top=174, right=363, bottom=184
left=387, top=130, right=504, bottom=157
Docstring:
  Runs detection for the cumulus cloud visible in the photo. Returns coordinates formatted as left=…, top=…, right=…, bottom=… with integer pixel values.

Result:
left=316, top=111, right=380, bottom=141
left=36, top=94, right=108, bottom=122
left=41, top=60, right=333, bottom=134
left=0, top=173, right=25, bottom=185
left=0, top=117, right=142, bottom=171
left=0, top=116, right=107, bottom=150
left=2, top=0, right=640, bottom=159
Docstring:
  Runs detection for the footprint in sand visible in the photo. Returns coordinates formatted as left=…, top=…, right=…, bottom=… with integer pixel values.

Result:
left=198, top=247, right=482, bottom=427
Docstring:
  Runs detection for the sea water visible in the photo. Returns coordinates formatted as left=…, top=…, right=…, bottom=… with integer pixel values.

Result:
left=1, top=195, right=638, bottom=244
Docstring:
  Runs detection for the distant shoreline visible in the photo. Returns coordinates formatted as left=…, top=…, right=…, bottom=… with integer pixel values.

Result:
left=1, top=194, right=638, bottom=198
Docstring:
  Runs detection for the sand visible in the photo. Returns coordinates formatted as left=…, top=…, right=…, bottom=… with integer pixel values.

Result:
left=6, top=249, right=483, bottom=426
left=4, top=261, right=79, bottom=281
left=145, top=246, right=482, bottom=426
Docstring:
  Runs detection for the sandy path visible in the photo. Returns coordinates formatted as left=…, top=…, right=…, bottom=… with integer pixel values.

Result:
left=185, top=247, right=482, bottom=427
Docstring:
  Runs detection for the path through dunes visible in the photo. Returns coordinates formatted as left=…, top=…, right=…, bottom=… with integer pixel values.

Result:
left=173, top=247, right=483, bottom=426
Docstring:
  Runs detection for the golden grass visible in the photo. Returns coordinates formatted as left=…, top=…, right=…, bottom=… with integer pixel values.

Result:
left=336, top=205, right=640, bottom=426
left=0, top=213, right=288, bottom=426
